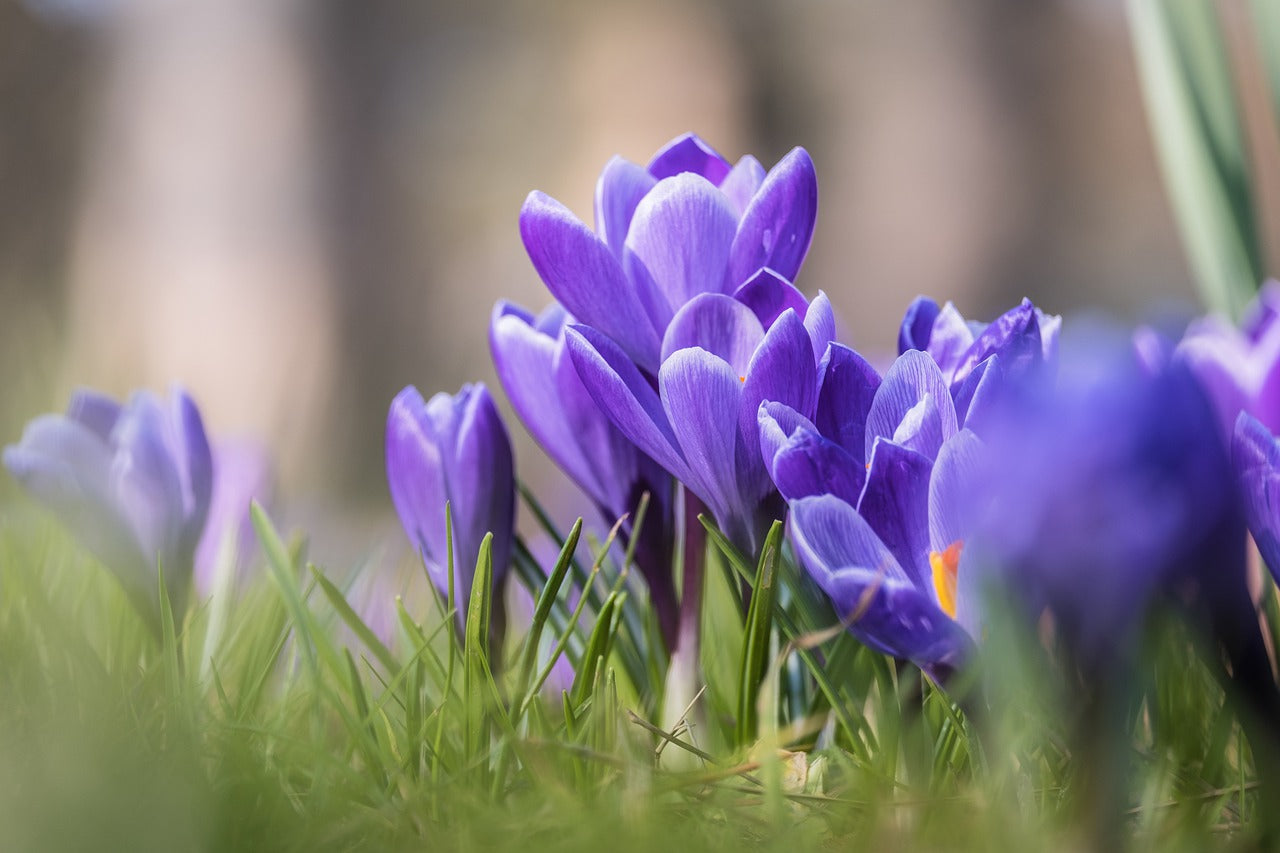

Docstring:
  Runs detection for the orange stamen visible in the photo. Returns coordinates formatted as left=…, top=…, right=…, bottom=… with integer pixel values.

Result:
left=929, top=541, right=963, bottom=619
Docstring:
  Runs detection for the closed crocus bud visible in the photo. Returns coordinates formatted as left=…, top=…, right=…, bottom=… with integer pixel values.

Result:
left=3, top=387, right=213, bottom=627
left=385, top=383, right=515, bottom=619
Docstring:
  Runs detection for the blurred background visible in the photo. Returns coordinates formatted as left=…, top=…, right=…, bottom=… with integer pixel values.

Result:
left=1, top=0, right=1275, bottom=557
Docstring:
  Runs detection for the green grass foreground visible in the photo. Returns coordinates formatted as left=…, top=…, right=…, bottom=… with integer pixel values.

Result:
left=0, top=501, right=1267, bottom=853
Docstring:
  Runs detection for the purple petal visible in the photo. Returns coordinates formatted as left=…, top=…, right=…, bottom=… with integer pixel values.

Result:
left=646, top=132, right=732, bottom=184
left=865, top=350, right=957, bottom=462
left=1175, top=321, right=1252, bottom=438
left=768, top=424, right=864, bottom=505
left=731, top=268, right=809, bottom=329
left=739, top=310, right=818, bottom=498
left=661, top=293, right=764, bottom=375
left=815, top=343, right=881, bottom=461
left=111, top=392, right=186, bottom=562
left=386, top=386, right=450, bottom=591
left=951, top=299, right=1042, bottom=385
left=594, top=156, right=657, bottom=260
left=789, top=494, right=911, bottom=587
left=953, top=354, right=1002, bottom=433
left=624, top=173, right=739, bottom=319
left=67, top=389, right=122, bottom=441
left=899, top=296, right=940, bottom=354
left=520, top=191, right=661, bottom=369
left=804, top=292, right=837, bottom=365
left=758, top=400, right=817, bottom=474
left=659, top=347, right=743, bottom=526
left=928, top=429, right=985, bottom=553
left=856, top=438, right=933, bottom=588
left=890, top=394, right=948, bottom=460
left=169, top=388, right=213, bottom=546
left=565, top=325, right=689, bottom=483
left=1234, top=411, right=1280, bottom=581
left=926, top=303, right=975, bottom=380
left=718, top=154, right=766, bottom=217
left=1243, top=279, right=1280, bottom=343
left=449, top=384, right=515, bottom=589
left=726, top=147, right=818, bottom=288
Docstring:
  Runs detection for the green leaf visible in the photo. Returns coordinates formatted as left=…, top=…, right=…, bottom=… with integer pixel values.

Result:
left=310, top=564, right=401, bottom=675
left=736, top=520, right=783, bottom=745
left=464, top=532, right=495, bottom=766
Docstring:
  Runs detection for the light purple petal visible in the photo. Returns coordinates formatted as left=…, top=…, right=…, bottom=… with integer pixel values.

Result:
left=659, top=347, right=742, bottom=525
left=731, top=268, right=808, bottom=329
left=890, top=393, right=948, bottom=460
left=865, top=350, right=957, bottom=462
left=726, top=147, right=818, bottom=288
left=757, top=400, right=817, bottom=474
left=815, top=343, right=881, bottom=461
left=928, top=429, right=985, bottom=553
left=951, top=299, right=1042, bottom=385
left=718, top=154, right=766, bottom=217
left=1175, top=321, right=1253, bottom=438
left=661, top=293, right=764, bottom=375
left=739, top=310, right=818, bottom=499
left=856, top=438, right=933, bottom=588
left=67, top=389, right=122, bottom=441
left=926, top=303, right=975, bottom=380
left=386, top=386, right=450, bottom=590
left=789, top=494, right=911, bottom=588
left=111, top=392, right=186, bottom=563
left=803, top=292, right=837, bottom=365
left=646, top=132, right=732, bottom=184
left=594, top=156, right=656, bottom=260
left=624, top=173, right=740, bottom=318
left=899, top=296, right=940, bottom=354
left=953, top=354, right=1002, bottom=433
left=565, top=325, right=689, bottom=483
left=520, top=191, right=661, bottom=369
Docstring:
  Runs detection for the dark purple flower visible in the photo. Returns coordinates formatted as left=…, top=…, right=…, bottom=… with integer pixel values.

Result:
left=386, top=383, right=515, bottom=611
left=193, top=439, right=273, bottom=597
left=490, top=300, right=678, bottom=643
left=566, top=293, right=829, bottom=553
left=899, top=296, right=1061, bottom=389
left=521, top=133, right=819, bottom=372
left=1176, top=280, right=1280, bottom=438
left=4, top=387, right=213, bottom=622
left=975, top=329, right=1245, bottom=669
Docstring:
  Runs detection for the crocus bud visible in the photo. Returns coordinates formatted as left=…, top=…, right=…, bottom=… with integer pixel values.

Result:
left=3, top=387, right=213, bottom=626
left=385, top=383, right=515, bottom=617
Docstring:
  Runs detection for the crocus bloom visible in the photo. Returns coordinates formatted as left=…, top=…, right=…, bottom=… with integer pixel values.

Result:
left=1234, top=411, right=1280, bottom=582
left=566, top=292, right=830, bottom=554
left=386, top=383, right=515, bottom=614
left=975, top=328, right=1247, bottom=671
left=193, top=438, right=273, bottom=597
left=521, top=133, right=819, bottom=373
left=899, top=296, right=1061, bottom=386
left=3, top=387, right=213, bottom=624
left=490, top=300, right=679, bottom=644
left=1176, top=280, right=1280, bottom=438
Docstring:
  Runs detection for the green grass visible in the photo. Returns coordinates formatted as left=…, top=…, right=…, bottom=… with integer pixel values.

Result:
left=0, top=499, right=1268, bottom=852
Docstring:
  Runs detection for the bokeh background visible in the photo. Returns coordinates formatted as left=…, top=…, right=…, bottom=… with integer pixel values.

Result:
left=2, top=0, right=1275, bottom=562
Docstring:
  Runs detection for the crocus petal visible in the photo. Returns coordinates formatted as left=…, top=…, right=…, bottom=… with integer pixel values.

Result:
left=565, top=325, right=689, bottom=483
left=449, top=385, right=515, bottom=588
left=646, top=132, right=732, bottom=184
left=739, top=310, right=818, bottom=500
left=929, top=429, right=985, bottom=553
left=520, top=190, right=661, bottom=369
left=1243, top=279, right=1280, bottom=342
left=789, top=493, right=912, bottom=588
left=757, top=400, right=817, bottom=474
left=953, top=354, right=1002, bottom=432
left=595, top=156, right=657, bottom=260
left=951, top=299, right=1042, bottom=385
left=659, top=347, right=742, bottom=525
left=856, top=438, right=933, bottom=588
left=726, top=147, right=818, bottom=288
left=1234, top=411, right=1280, bottom=580
left=865, top=350, right=957, bottom=462
left=815, top=343, right=881, bottom=461
left=387, top=387, right=450, bottom=590
left=624, top=173, right=739, bottom=318
left=67, top=389, right=122, bottom=441
left=718, top=154, right=766, bottom=217
left=899, top=296, right=940, bottom=354
left=1175, top=322, right=1253, bottom=439
left=768, top=425, right=864, bottom=505
left=804, top=292, right=837, bottom=366
left=890, top=394, right=948, bottom=460
left=169, top=388, right=214, bottom=546
left=111, top=392, right=187, bottom=562
left=731, top=268, right=809, bottom=330
left=926, top=303, right=975, bottom=379
left=661, top=293, right=764, bottom=375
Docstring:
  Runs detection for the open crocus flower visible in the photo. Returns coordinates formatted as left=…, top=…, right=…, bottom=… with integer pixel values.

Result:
left=520, top=133, right=818, bottom=373
left=1176, top=280, right=1280, bottom=438
left=778, top=429, right=985, bottom=682
left=4, top=387, right=213, bottom=626
left=386, top=383, right=515, bottom=616
left=566, top=292, right=828, bottom=554
left=490, top=300, right=678, bottom=644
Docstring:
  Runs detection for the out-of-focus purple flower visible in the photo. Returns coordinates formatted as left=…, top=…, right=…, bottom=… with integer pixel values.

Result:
left=975, top=329, right=1246, bottom=670
left=566, top=293, right=829, bottom=554
left=3, top=387, right=213, bottom=623
left=775, top=427, right=984, bottom=681
left=490, top=300, right=678, bottom=644
left=521, top=133, right=819, bottom=373
left=1176, top=280, right=1280, bottom=437
left=1234, top=411, right=1280, bottom=582
left=386, top=383, right=515, bottom=614
left=193, top=439, right=273, bottom=597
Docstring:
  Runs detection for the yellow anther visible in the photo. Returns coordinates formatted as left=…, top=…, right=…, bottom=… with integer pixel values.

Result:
left=929, top=541, right=963, bottom=619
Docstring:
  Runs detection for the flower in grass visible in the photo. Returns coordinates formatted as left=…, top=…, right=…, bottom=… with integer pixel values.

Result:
left=974, top=327, right=1247, bottom=672
left=520, top=132, right=819, bottom=373
left=3, top=387, right=213, bottom=625
left=193, top=438, right=273, bottom=598
left=1176, top=280, right=1280, bottom=438
left=490, top=300, right=680, bottom=645
left=566, top=291, right=832, bottom=555
left=386, top=383, right=515, bottom=615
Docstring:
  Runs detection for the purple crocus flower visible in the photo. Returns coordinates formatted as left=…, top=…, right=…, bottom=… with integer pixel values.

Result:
left=1176, top=280, right=1280, bottom=438
left=3, top=387, right=213, bottom=624
left=490, top=300, right=678, bottom=644
left=521, top=133, right=819, bottom=373
left=193, top=438, right=273, bottom=597
left=899, top=296, right=1061, bottom=386
left=386, top=383, right=515, bottom=615
left=1233, top=411, right=1280, bottom=582
left=566, top=292, right=831, bottom=554
left=975, top=328, right=1247, bottom=671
